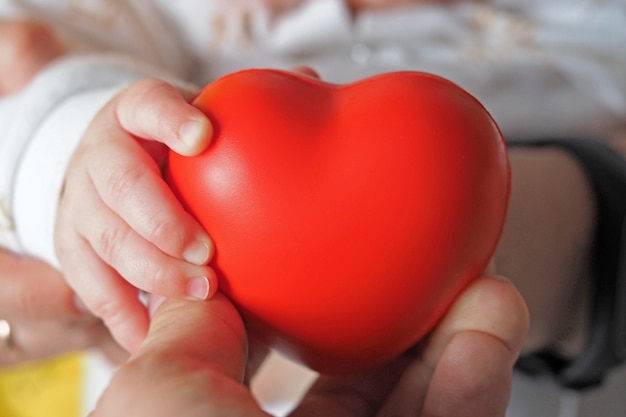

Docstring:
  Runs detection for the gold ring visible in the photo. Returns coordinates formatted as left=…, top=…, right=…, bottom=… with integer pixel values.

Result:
left=0, top=319, right=21, bottom=363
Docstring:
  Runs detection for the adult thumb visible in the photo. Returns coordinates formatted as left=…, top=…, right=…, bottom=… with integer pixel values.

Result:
left=140, top=294, right=248, bottom=382
left=90, top=296, right=252, bottom=417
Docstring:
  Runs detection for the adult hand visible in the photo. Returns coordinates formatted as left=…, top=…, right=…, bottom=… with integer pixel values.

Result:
left=0, top=250, right=126, bottom=367
left=90, top=293, right=266, bottom=416
left=291, top=275, right=529, bottom=417
left=0, top=19, right=65, bottom=95
left=91, top=275, right=528, bottom=416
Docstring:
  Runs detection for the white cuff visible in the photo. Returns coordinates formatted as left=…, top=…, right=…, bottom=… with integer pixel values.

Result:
left=12, top=87, right=123, bottom=267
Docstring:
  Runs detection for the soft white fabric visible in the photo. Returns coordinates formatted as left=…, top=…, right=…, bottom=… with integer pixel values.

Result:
left=1, top=0, right=625, bottom=260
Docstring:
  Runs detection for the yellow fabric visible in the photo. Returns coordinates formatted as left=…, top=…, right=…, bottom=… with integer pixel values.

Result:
left=0, top=353, right=83, bottom=417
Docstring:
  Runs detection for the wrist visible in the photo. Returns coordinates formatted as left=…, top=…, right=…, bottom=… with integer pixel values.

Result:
left=13, top=86, right=123, bottom=266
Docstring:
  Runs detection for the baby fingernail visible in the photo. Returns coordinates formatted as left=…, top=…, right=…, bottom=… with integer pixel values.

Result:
left=187, top=276, right=209, bottom=300
left=183, top=239, right=211, bottom=265
left=178, top=117, right=211, bottom=154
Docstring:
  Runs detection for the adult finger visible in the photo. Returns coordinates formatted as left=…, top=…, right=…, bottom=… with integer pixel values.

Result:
left=290, top=276, right=527, bottom=417
left=0, top=317, right=110, bottom=367
left=376, top=276, right=529, bottom=417
left=421, top=330, right=513, bottom=416
left=0, top=250, right=85, bottom=319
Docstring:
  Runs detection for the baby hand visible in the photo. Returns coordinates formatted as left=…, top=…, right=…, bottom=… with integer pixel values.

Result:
left=55, top=78, right=217, bottom=352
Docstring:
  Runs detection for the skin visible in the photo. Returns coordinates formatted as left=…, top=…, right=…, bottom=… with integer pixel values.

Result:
left=0, top=20, right=65, bottom=95
left=0, top=19, right=218, bottom=356
left=0, top=249, right=126, bottom=366
left=83, top=68, right=531, bottom=417
left=0, top=20, right=126, bottom=366
left=90, top=130, right=615, bottom=415
left=92, top=279, right=528, bottom=417
left=55, top=67, right=315, bottom=352
left=55, top=79, right=219, bottom=352
left=84, top=95, right=625, bottom=415
left=0, top=21, right=530, bottom=415
left=3, top=6, right=625, bottom=415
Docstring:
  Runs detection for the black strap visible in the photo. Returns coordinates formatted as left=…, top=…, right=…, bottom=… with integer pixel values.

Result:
left=509, top=138, right=626, bottom=390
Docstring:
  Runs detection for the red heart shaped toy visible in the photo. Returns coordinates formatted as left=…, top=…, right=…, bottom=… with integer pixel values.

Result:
left=166, top=69, right=510, bottom=374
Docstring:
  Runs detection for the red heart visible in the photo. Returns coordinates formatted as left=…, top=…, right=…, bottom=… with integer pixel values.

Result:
left=166, top=69, right=510, bottom=374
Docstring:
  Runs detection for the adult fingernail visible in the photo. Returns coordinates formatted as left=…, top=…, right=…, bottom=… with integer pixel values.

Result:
left=187, top=276, right=210, bottom=300
left=182, top=239, right=211, bottom=265
left=178, top=116, right=211, bottom=155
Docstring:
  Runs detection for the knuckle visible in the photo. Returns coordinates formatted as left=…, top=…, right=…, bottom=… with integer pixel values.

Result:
left=104, top=162, right=149, bottom=204
left=120, top=78, right=185, bottom=137
left=91, top=298, right=129, bottom=330
left=147, top=262, right=182, bottom=294
left=123, top=78, right=172, bottom=112
left=129, top=77, right=170, bottom=95
left=95, top=224, right=128, bottom=265
left=146, top=216, right=183, bottom=249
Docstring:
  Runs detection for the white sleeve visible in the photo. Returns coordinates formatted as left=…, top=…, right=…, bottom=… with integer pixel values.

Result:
left=11, top=87, right=120, bottom=267
left=0, top=53, right=196, bottom=266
